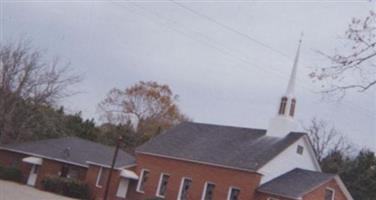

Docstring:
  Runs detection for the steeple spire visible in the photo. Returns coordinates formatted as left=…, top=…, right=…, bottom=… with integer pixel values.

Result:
left=266, top=36, right=303, bottom=137
left=285, top=35, right=302, bottom=97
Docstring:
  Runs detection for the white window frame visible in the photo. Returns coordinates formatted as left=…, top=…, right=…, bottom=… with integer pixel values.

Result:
left=177, top=177, right=192, bottom=200
left=325, top=187, right=335, bottom=200
left=201, top=181, right=215, bottom=200
left=95, top=167, right=103, bottom=188
left=226, top=186, right=240, bottom=200
left=136, top=169, right=149, bottom=193
left=156, top=173, right=170, bottom=198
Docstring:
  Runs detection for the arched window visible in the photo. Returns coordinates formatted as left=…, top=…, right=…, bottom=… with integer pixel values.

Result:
left=278, top=97, right=288, bottom=115
left=290, top=98, right=296, bottom=117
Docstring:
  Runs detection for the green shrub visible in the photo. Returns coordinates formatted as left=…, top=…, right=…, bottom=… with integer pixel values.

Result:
left=42, top=176, right=63, bottom=194
left=0, top=165, right=23, bottom=182
left=42, top=175, right=90, bottom=199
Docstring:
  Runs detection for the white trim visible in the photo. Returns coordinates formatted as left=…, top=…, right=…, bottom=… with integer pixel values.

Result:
left=95, top=167, right=103, bottom=188
left=325, top=187, right=335, bottom=200
left=177, top=177, right=192, bottom=200
left=334, top=176, right=353, bottom=200
left=201, top=181, right=215, bottom=200
left=156, top=173, right=169, bottom=198
left=22, top=156, right=43, bottom=165
left=136, top=151, right=260, bottom=174
left=302, top=135, right=322, bottom=172
left=226, top=186, right=240, bottom=200
left=120, top=169, right=139, bottom=180
left=136, top=169, right=149, bottom=193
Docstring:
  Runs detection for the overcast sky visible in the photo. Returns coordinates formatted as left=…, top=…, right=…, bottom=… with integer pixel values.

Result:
left=1, top=0, right=375, bottom=151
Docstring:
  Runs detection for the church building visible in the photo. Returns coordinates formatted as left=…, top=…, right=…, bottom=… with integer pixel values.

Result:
left=0, top=39, right=353, bottom=200
left=126, top=39, right=353, bottom=200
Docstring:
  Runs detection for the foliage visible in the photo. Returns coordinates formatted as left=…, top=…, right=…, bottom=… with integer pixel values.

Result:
left=96, top=122, right=149, bottom=153
left=0, top=41, right=80, bottom=144
left=304, top=118, right=351, bottom=163
left=0, top=165, right=23, bottom=182
left=311, top=8, right=376, bottom=96
left=321, top=149, right=376, bottom=200
left=42, top=175, right=90, bottom=199
left=99, top=81, right=188, bottom=137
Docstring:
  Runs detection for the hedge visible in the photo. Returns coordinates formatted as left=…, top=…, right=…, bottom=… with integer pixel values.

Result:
left=0, top=165, right=23, bottom=182
left=42, top=175, right=90, bottom=199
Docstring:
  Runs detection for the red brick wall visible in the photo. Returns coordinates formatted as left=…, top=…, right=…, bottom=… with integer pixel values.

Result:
left=127, top=153, right=262, bottom=200
left=254, top=179, right=349, bottom=200
left=303, top=179, right=348, bottom=200
left=86, top=164, right=137, bottom=200
left=0, top=149, right=32, bottom=183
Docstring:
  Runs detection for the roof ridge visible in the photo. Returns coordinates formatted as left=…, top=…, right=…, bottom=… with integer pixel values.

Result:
left=183, top=121, right=267, bottom=132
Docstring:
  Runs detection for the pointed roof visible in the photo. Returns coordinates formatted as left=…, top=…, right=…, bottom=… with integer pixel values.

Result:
left=285, top=36, right=303, bottom=97
left=136, top=122, right=305, bottom=171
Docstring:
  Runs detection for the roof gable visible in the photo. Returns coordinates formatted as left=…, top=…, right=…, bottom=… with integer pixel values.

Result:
left=136, top=122, right=305, bottom=171
left=257, top=168, right=335, bottom=199
left=0, top=137, right=135, bottom=168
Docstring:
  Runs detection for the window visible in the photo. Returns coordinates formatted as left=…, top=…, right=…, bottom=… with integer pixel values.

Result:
left=297, top=145, right=304, bottom=155
left=177, top=177, right=192, bottom=200
left=201, top=182, right=215, bottom=200
left=60, top=165, right=69, bottom=178
left=96, top=167, right=109, bottom=188
left=325, top=188, right=335, bottom=200
left=227, top=187, right=240, bottom=200
left=156, top=173, right=170, bottom=198
left=278, top=97, right=288, bottom=115
left=289, top=98, right=296, bottom=117
left=136, top=169, right=150, bottom=193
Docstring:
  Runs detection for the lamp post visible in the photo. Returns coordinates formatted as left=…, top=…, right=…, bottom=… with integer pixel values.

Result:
left=103, top=136, right=122, bottom=200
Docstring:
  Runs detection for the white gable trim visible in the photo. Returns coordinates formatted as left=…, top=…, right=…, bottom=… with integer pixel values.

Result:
left=302, top=135, right=322, bottom=171
left=334, top=176, right=353, bottom=200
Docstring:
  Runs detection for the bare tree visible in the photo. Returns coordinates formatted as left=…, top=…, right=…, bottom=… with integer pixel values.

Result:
left=98, top=81, right=189, bottom=136
left=310, top=9, right=376, bottom=97
left=304, top=118, right=352, bottom=163
left=0, top=41, right=80, bottom=143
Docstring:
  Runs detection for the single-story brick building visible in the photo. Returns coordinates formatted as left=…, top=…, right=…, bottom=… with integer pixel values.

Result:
left=0, top=137, right=138, bottom=200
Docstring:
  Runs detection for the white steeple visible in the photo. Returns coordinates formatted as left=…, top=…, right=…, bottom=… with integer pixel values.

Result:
left=285, top=37, right=301, bottom=98
left=267, top=37, right=302, bottom=137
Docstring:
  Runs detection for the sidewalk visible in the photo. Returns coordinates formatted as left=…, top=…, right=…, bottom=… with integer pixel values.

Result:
left=0, top=180, right=77, bottom=200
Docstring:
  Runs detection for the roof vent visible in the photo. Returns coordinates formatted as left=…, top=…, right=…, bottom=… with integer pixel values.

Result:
left=63, top=147, right=71, bottom=158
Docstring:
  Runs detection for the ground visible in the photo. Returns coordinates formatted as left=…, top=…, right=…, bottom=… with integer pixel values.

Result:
left=0, top=180, right=77, bottom=200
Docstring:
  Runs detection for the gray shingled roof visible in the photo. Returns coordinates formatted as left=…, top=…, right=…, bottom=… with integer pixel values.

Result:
left=257, top=168, right=335, bottom=199
left=0, top=137, right=135, bottom=168
left=136, top=122, right=305, bottom=171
